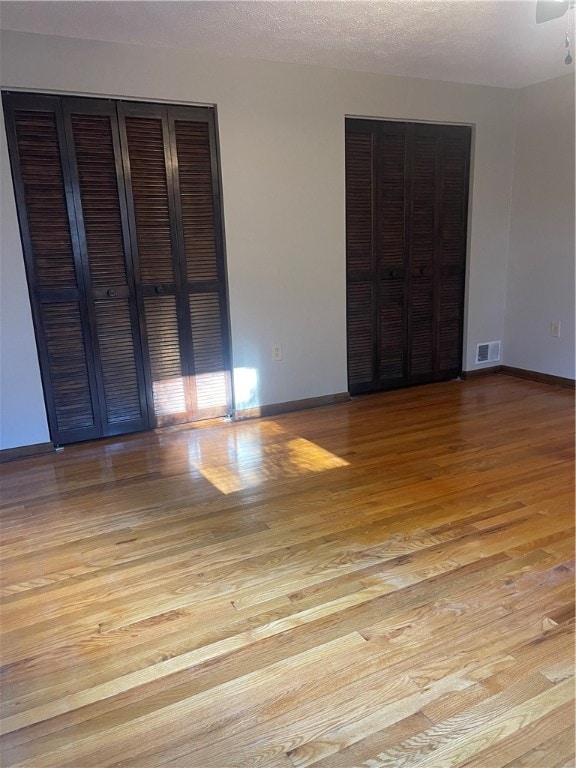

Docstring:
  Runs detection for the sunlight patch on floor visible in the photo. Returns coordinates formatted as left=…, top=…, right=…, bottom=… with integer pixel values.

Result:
left=186, top=421, right=349, bottom=494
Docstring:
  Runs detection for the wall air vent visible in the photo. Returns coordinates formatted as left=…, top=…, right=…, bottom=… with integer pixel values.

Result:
left=476, top=341, right=501, bottom=364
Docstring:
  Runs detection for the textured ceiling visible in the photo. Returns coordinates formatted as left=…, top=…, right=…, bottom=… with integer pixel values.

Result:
left=0, top=0, right=574, bottom=88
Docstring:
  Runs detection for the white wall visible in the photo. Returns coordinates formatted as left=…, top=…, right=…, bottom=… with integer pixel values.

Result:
left=505, top=74, right=575, bottom=379
left=0, top=31, right=518, bottom=448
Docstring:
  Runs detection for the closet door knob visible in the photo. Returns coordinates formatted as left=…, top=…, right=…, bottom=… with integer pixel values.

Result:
left=106, top=289, right=117, bottom=297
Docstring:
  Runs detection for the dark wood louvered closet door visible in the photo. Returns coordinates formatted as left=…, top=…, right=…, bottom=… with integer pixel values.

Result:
left=345, top=126, right=377, bottom=392
left=168, top=107, right=231, bottom=420
left=345, top=118, right=471, bottom=395
left=3, top=92, right=231, bottom=444
left=119, top=102, right=231, bottom=427
left=377, top=122, right=408, bottom=388
left=63, top=97, right=149, bottom=436
left=118, top=102, right=189, bottom=427
left=3, top=93, right=101, bottom=444
left=436, top=126, right=471, bottom=379
left=408, top=124, right=439, bottom=384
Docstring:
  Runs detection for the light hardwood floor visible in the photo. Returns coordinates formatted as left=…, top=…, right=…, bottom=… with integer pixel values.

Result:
left=0, top=375, right=574, bottom=768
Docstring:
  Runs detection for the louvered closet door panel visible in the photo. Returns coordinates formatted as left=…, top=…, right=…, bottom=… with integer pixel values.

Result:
left=189, top=293, right=229, bottom=417
left=173, top=119, right=219, bottom=282
left=438, top=273, right=465, bottom=373
left=94, top=299, right=143, bottom=424
left=123, top=114, right=176, bottom=285
left=13, top=111, right=78, bottom=290
left=65, top=99, right=149, bottom=435
left=439, top=129, right=470, bottom=268
left=346, top=130, right=374, bottom=274
left=410, top=277, right=434, bottom=378
left=3, top=93, right=100, bottom=444
left=119, top=103, right=193, bottom=426
left=408, top=127, right=439, bottom=382
left=379, top=279, right=405, bottom=382
left=70, top=112, right=128, bottom=287
left=347, top=283, right=375, bottom=390
left=377, top=127, right=407, bottom=270
left=40, top=303, right=96, bottom=432
left=345, top=122, right=377, bottom=393
left=143, top=296, right=187, bottom=425
left=376, top=124, right=407, bottom=387
left=436, top=127, right=470, bottom=378
left=409, top=131, right=438, bottom=270
left=169, top=107, right=231, bottom=419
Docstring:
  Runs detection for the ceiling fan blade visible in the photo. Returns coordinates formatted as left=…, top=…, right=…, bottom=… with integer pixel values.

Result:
left=536, top=0, right=570, bottom=23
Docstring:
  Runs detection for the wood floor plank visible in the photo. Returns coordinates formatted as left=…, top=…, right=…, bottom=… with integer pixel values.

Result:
left=501, top=724, right=576, bottom=768
left=109, top=655, right=514, bottom=768
left=309, top=713, right=434, bottom=768
left=0, top=377, right=573, bottom=768
left=339, top=677, right=573, bottom=768
left=458, top=701, right=575, bottom=768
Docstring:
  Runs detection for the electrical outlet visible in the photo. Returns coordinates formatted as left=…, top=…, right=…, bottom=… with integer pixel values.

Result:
left=272, top=343, right=282, bottom=361
left=551, top=322, right=561, bottom=338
